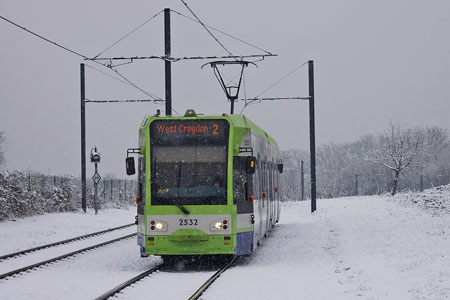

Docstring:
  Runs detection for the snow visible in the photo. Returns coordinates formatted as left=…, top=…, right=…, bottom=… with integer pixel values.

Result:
left=0, top=208, right=135, bottom=254
left=1, top=188, right=450, bottom=299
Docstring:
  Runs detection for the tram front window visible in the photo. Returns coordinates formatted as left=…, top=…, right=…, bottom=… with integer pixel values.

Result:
left=151, top=146, right=227, bottom=205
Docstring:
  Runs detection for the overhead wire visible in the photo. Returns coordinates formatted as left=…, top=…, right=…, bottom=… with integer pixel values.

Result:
left=86, top=7, right=277, bottom=64
left=85, top=64, right=141, bottom=89
left=107, top=67, right=183, bottom=116
left=93, top=10, right=164, bottom=59
left=85, top=98, right=161, bottom=103
left=86, top=63, right=179, bottom=113
left=175, top=2, right=281, bottom=115
left=253, top=61, right=308, bottom=99
left=171, top=9, right=273, bottom=56
left=85, top=64, right=167, bottom=105
left=88, top=53, right=275, bottom=62
left=240, top=61, right=309, bottom=114
left=0, top=15, right=88, bottom=59
left=3, top=9, right=273, bottom=117
left=109, top=67, right=163, bottom=101
left=179, top=0, right=236, bottom=59
left=0, top=14, right=164, bottom=103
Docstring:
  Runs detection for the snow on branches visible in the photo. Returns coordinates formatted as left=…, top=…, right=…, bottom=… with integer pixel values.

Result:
left=374, top=123, right=423, bottom=195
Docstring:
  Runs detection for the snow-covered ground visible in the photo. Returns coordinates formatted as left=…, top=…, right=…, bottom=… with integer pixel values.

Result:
left=1, top=187, right=450, bottom=299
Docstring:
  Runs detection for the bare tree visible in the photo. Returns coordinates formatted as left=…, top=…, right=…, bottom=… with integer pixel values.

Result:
left=316, top=143, right=348, bottom=198
left=418, top=126, right=449, bottom=166
left=374, top=123, right=423, bottom=195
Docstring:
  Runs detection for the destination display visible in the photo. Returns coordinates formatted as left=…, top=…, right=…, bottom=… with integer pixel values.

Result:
left=150, top=119, right=229, bottom=145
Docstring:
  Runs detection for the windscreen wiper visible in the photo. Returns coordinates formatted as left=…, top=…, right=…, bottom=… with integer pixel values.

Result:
left=176, top=204, right=190, bottom=215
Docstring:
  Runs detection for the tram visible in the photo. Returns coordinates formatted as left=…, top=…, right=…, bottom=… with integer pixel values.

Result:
left=126, top=109, right=282, bottom=258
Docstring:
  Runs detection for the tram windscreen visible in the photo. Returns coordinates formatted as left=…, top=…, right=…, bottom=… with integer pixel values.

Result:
left=150, top=119, right=229, bottom=205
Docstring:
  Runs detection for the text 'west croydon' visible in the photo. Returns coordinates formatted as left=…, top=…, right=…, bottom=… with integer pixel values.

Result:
left=156, top=124, right=220, bottom=135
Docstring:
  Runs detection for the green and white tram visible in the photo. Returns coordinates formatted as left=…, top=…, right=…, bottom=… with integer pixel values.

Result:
left=126, top=109, right=283, bottom=258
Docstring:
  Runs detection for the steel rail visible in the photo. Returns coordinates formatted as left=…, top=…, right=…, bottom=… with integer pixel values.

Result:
left=93, top=264, right=163, bottom=300
left=0, top=233, right=136, bottom=280
left=0, top=223, right=134, bottom=261
left=188, top=256, right=239, bottom=300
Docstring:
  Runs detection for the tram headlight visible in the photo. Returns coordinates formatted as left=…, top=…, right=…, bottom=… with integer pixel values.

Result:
left=149, top=220, right=167, bottom=232
left=211, top=219, right=229, bottom=231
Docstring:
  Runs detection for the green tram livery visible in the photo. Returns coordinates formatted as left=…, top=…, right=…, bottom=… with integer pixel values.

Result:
left=126, top=109, right=283, bottom=258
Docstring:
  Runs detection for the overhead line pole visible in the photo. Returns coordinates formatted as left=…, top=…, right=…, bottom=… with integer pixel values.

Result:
left=301, top=160, right=305, bottom=201
left=239, top=61, right=317, bottom=212
left=308, top=60, right=317, bottom=213
left=79, top=10, right=172, bottom=213
left=164, top=8, right=172, bottom=116
left=80, top=63, right=87, bottom=213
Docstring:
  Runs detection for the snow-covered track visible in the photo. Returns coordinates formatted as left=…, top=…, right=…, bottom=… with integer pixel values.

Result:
left=0, top=233, right=136, bottom=280
left=92, top=256, right=238, bottom=300
left=0, top=223, right=134, bottom=261
left=188, top=256, right=239, bottom=300
left=93, top=264, right=164, bottom=300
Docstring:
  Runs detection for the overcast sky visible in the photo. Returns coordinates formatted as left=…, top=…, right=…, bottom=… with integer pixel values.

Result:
left=1, top=0, right=450, bottom=177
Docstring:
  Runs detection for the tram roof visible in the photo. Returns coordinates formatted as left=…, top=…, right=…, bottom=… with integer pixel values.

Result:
left=227, top=114, right=278, bottom=147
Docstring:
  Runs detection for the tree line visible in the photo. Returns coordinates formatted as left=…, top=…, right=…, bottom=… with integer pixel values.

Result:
left=0, top=170, right=136, bottom=221
left=0, top=131, right=6, bottom=169
left=280, top=123, right=450, bottom=200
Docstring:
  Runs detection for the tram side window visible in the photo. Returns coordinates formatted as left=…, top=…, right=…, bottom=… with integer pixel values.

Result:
left=260, top=160, right=263, bottom=205
left=233, top=157, right=253, bottom=213
left=262, top=160, right=266, bottom=207
left=268, top=161, right=272, bottom=202
left=271, top=160, right=275, bottom=201
left=253, top=156, right=261, bottom=200
left=275, top=160, right=278, bottom=199
left=255, top=157, right=260, bottom=202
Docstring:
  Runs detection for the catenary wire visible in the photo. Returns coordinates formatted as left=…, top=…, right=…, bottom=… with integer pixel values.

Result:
left=87, top=54, right=275, bottom=62
left=254, top=61, right=308, bottom=98
left=108, top=67, right=163, bottom=101
left=93, top=10, right=164, bottom=59
left=179, top=0, right=236, bottom=59
left=85, top=98, right=162, bottom=103
left=171, top=9, right=273, bottom=56
left=240, top=61, right=309, bottom=113
left=85, top=64, right=143, bottom=89
left=1, top=14, right=163, bottom=101
left=0, top=15, right=88, bottom=59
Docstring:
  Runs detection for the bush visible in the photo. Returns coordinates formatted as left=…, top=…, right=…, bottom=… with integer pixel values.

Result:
left=0, top=170, right=78, bottom=221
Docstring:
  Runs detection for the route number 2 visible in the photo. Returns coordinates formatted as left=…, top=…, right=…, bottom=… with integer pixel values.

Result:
left=212, top=124, right=219, bottom=135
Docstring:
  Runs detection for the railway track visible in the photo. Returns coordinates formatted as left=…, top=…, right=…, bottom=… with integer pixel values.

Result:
left=0, top=233, right=136, bottom=280
left=93, top=256, right=239, bottom=300
left=94, top=264, right=163, bottom=300
left=0, top=223, right=134, bottom=261
left=188, top=256, right=239, bottom=300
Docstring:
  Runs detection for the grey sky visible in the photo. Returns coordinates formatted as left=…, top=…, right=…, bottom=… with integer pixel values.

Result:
left=1, top=0, right=449, bottom=177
